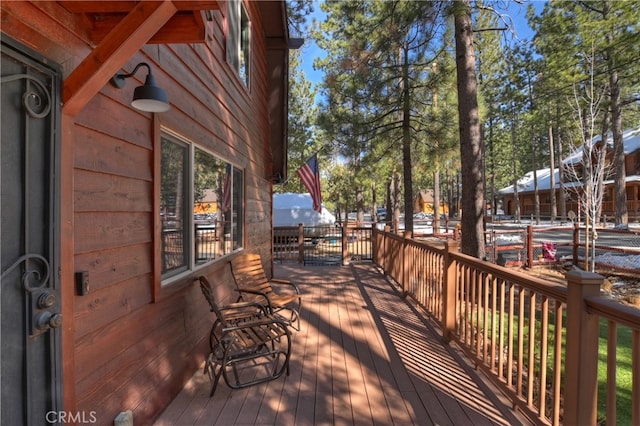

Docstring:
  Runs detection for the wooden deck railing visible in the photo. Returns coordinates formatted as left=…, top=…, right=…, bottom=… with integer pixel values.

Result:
left=372, top=228, right=640, bottom=426
left=273, top=224, right=373, bottom=264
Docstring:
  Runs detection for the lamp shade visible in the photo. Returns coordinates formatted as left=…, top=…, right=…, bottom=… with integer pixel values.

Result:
left=131, top=72, right=169, bottom=113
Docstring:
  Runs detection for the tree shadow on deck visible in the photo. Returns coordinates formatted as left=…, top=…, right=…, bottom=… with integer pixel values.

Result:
left=349, top=264, right=527, bottom=425
left=155, top=263, right=530, bottom=425
left=278, top=263, right=528, bottom=425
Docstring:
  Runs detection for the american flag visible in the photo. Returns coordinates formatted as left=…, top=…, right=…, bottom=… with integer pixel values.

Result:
left=296, top=153, right=322, bottom=213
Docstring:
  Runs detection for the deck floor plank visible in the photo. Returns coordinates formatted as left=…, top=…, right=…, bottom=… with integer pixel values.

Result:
left=154, top=263, right=530, bottom=426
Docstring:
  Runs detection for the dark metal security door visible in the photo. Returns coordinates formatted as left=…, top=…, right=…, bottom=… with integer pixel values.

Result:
left=1, top=35, right=63, bottom=425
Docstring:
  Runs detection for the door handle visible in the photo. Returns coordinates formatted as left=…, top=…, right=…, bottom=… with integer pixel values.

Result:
left=34, top=311, right=63, bottom=331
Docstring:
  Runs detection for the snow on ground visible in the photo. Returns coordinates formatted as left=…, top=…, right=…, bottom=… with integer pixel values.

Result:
left=491, top=222, right=640, bottom=271
left=494, top=234, right=525, bottom=245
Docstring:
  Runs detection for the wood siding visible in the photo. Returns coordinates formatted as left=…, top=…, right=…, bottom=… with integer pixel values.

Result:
left=2, top=1, right=280, bottom=423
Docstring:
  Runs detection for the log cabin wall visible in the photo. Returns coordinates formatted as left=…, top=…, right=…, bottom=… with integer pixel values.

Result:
left=2, top=1, right=281, bottom=423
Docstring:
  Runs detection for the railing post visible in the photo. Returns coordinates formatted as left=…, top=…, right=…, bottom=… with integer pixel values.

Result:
left=526, top=225, right=533, bottom=268
left=383, top=225, right=391, bottom=274
left=297, top=223, right=304, bottom=264
left=442, top=239, right=460, bottom=342
left=491, top=228, right=496, bottom=264
left=342, top=224, right=350, bottom=266
left=564, top=270, right=603, bottom=426
left=371, top=226, right=378, bottom=264
left=402, top=231, right=412, bottom=296
left=572, top=223, right=579, bottom=265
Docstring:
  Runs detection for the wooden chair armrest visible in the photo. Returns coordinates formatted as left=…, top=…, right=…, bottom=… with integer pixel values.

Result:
left=218, top=301, right=268, bottom=321
left=221, top=315, right=288, bottom=333
left=270, top=278, right=301, bottom=295
left=233, top=288, right=275, bottom=310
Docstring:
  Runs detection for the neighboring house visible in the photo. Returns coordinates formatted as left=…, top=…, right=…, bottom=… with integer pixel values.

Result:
left=414, top=189, right=434, bottom=213
left=194, top=189, right=219, bottom=214
left=414, top=189, right=449, bottom=215
left=1, top=1, right=297, bottom=424
left=498, top=126, right=640, bottom=221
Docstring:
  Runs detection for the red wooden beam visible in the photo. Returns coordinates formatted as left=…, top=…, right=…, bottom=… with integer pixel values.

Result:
left=58, top=1, right=219, bottom=13
left=90, top=12, right=206, bottom=44
left=62, top=1, right=177, bottom=116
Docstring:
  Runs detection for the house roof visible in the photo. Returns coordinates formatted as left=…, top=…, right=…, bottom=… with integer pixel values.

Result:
left=563, top=126, right=640, bottom=165
left=498, top=125, right=640, bottom=195
left=416, top=189, right=434, bottom=202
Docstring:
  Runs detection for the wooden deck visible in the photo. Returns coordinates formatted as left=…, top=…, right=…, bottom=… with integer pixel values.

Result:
left=154, top=263, right=530, bottom=425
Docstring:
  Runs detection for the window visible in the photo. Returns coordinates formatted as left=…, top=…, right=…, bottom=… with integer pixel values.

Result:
left=227, top=0, right=250, bottom=86
left=160, top=133, right=244, bottom=281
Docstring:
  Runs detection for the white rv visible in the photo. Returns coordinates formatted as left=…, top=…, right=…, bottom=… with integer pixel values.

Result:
left=273, top=193, right=336, bottom=228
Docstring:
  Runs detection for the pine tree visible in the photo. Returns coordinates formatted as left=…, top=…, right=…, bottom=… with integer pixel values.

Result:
left=453, top=0, right=485, bottom=258
left=314, top=0, right=450, bottom=233
left=282, top=49, right=321, bottom=194
left=531, top=0, right=640, bottom=226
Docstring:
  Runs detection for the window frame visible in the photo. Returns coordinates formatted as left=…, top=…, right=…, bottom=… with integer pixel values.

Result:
left=159, top=134, right=191, bottom=279
left=159, top=130, right=244, bottom=286
left=226, top=0, right=251, bottom=87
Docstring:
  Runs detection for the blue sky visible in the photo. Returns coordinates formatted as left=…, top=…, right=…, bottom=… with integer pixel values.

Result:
left=297, top=1, right=547, bottom=88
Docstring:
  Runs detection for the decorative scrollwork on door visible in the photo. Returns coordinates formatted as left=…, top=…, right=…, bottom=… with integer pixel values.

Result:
left=1, top=73, right=52, bottom=118
left=1, top=253, right=61, bottom=336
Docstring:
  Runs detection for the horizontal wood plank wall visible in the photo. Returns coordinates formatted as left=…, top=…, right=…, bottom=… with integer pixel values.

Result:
left=2, top=1, right=277, bottom=424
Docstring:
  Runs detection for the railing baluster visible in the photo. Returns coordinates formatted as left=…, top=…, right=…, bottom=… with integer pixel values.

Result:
left=490, top=274, right=498, bottom=373
left=552, top=301, right=563, bottom=426
left=507, top=282, right=515, bottom=389
left=606, top=320, right=617, bottom=426
left=539, top=295, right=549, bottom=421
left=527, top=291, right=536, bottom=407
left=517, top=287, right=525, bottom=401
left=498, top=278, right=506, bottom=380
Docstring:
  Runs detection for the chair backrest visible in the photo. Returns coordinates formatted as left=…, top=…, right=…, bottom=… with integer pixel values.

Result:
left=197, top=276, right=229, bottom=328
left=230, top=253, right=272, bottom=293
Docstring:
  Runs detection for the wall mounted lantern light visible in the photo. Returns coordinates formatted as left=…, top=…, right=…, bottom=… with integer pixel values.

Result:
left=110, top=62, right=170, bottom=113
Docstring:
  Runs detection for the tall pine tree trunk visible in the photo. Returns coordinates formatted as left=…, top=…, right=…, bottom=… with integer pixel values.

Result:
left=454, top=0, right=485, bottom=258
left=433, top=168, right=440, bottom=234
left=402, top=44, right=414, bottom=234
left=548, top=125, right=557, bottom=223
left=532, top=138, right=540, bottom=224
left=600, top=0, right=627, bottom=226
left=557, top=113, right=567, bottom=223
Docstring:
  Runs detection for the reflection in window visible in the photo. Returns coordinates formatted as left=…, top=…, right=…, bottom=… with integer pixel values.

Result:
left=161, top=135, right=243, bottom=281
left=161, top=138, right=188, bottom=276
left=239, top=5, right=250, bottom=86
left=227, top=0, right=250, bottom=87
left=194, top=150, right=235, bottom=264
left=232, top=166, right=244, bottom=250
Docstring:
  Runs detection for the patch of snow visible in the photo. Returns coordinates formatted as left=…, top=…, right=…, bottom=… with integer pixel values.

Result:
left=495, top=234, right=524, bottom=245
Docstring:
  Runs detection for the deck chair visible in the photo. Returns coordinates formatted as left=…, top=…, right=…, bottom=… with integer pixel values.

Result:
left=197, top=276, right=291, bottom=397
left=230, top=253, right=302, bottom=330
